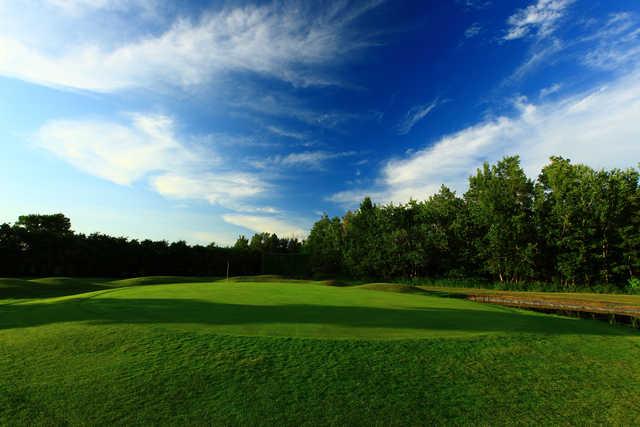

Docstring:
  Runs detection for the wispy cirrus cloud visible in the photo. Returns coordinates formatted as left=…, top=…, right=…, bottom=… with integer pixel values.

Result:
left=504, top=9, right=639, bottom=84
left=464, top=23, right=482, bottom=39
left=231, top=91, right=374, bottom=131
left=508, top=38, right=563, bottom=82
left=582, top=12, right=640, bottom=71
left=251, top=150, right=356, bottom=170
left=458, top=0, right=492, bottom=11
left=0, top=1, right=384, bottom=91
left=396, top=99, right=440, bottom=135
left=266, top=126, right=307, bottom=141
left=504, top=0, right=573, bottom=41
left=330, top=69, right=640, bottom=206
left=539, top=83, right=561, bottom=98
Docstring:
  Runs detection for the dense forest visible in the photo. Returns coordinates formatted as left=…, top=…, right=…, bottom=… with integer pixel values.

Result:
left=1, top=155, right=638, bottom=291
left=0, top=215, right=303, bottom=277
left=306, top=156, right=640, bottom=291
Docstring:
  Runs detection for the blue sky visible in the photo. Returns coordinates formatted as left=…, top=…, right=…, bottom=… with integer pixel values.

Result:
left=1, top=0, right=640, bottom=245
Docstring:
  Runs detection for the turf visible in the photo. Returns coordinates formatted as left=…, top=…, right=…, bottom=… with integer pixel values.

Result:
left=1, top=278, right=639, bottom=425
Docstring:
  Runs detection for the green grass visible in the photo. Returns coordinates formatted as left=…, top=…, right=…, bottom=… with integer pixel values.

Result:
left=1, top=277, right=639, bottom=425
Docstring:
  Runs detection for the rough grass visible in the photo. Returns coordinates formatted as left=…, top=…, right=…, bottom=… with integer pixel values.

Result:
left=1, top=277, right=639, bottom=425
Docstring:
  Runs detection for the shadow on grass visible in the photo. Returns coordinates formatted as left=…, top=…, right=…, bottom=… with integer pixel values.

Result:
left=0, top=276, right=222, bottom=299
left=0, top=297, right=632, bottom=336
left=0, top=278, right=110, bottom=299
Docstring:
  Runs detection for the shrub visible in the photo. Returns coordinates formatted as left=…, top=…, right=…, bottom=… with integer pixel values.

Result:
left=627, top=277, right=640, bottom=293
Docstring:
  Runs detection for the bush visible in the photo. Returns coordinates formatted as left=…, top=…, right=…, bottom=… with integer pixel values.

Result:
left=627, top=277, right=640, bottom=293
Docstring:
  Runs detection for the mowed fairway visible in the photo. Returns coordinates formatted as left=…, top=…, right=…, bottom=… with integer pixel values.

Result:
left=1, top=278, right=640, bottom=425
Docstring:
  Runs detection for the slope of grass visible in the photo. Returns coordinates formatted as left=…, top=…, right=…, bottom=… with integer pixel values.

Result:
left=1, top=278, right=639, bottom=425
left=0, top=276, right=221, bottom=300
left=0, top=277, right=110, bottom=299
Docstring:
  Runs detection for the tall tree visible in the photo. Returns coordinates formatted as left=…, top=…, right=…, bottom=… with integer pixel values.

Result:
left=416, top=186, right=470, bottom=277
left=465, top=156, right=536, bottom=283
left=342, top=197, right=391, bottom=278
left=305, top=214, right=344, bottom=276
left=234, top=235, right=250, bottom=250
left=535, top=157, right=600, bottom=286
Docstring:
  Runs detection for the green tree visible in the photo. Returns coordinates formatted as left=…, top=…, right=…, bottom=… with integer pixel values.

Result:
left=416, top=186, right=469, bottom=277
left=234, top=235, right=250, bottom=250
left=250, top=233, right=278, bottom=252
left=342, top=197, right=390, bottom=278
left=535, top=157, right=601, bottom=286
left=465, top=156, right=536, bottom=283
left=305, top=214, right=343, bottom=276
left=14, top=213, right=72, bottom=236
left=591, top=167, right=640, bottom=285
left=536, top=161, right=640, bottom=287
left=13, top=214, right=74, bottom=275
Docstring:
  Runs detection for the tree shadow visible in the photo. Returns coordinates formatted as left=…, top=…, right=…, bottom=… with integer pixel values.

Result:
left=0, top=297, right=633, bottom=336
left=0, top=276, right=222, bottom=299
left=0, top=278, right=110, bottom=299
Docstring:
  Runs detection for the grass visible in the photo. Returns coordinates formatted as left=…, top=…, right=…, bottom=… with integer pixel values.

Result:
left=0, top=276, right=220, bottom=300
left=1, top=277, right=640, bottom=425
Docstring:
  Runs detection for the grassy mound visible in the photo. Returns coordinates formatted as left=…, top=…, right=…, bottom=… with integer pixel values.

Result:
left=0, top=277, right=109, bottom=299
left=109, top=276, right=220, bottom=287
left=0, top=276, right=220, bottom=299
left=1, top=278, right=639, bottom=424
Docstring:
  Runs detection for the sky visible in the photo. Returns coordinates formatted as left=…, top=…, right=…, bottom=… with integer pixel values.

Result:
left=1, top=0, right=640, bottom=245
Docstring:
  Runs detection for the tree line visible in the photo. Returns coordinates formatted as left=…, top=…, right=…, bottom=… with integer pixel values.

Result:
left=305, top=156, right=640, bottom=291
left=2, top=155, right=638, bottom=291
left=0, top=215, right=303, bottom=277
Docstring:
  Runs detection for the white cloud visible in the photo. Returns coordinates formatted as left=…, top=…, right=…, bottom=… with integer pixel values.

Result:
left=583, top=12, right=640, bottom=71
left=504, top=0, right=572, bottom=41
left=508, top=38, right=563, bottom=81
left=251, top=150, right=356, bottom=170
left=190, top=231, right=235, bottom=247
left=464, top=23, right=482, bottom=39
left=330, top=69, right=640, bottom=206
left=232, top=91, right=371, bottom=130
left=151, top=172, right=266, bottom=205
left=36, top=113, right=269, bottom=210
left=539, top=83, right=561, bottom=98
left=396, top=99, right=439, bottom=135
left=0, top=1, right=382, bottom=91
left=458, top=0, right=492, bottom=11
left=45, top=0, right=154, bottom=15
left=36, top=114, right=196, bottom=185
left=222, top=214, right=307, bottom=238
left=504, top=10, right=639, bottom=85
left=46, top=0, right=110, bottom=12
left=266, top=126, right=306, bottom=140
